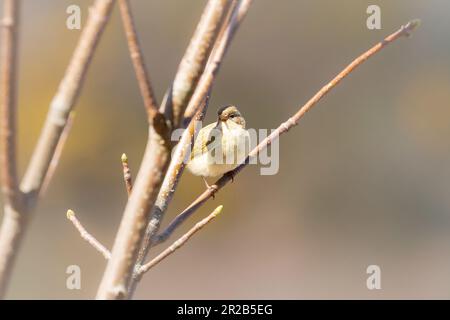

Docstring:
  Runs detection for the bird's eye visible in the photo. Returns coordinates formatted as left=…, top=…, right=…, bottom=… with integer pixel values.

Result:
left=229, top=114, right=236, bottom=118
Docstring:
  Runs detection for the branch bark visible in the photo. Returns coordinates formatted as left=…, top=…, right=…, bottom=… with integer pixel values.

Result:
left=0, top=0, right=22, bottom=298
left=121, top=153, right=133, bottom=196
left=160, top=0, right=230, bottom=129
left=118, top=0, right=158, bottom=121
left=96, top=0, right=251, bottom=300
left=96, top=0, right=173, bottom=299
left=0, top=0, right=115, bottom=297
left=137, top=205, right=223, bottom=276
left=67, top=210, right=111, bottom=260
left=127, top=0, right=253, bottom=295
left=156, top=19, right=421, bottom=242
left=0, top=0, right=20, bottom=208
left=20, top=0, right=116, bottom=200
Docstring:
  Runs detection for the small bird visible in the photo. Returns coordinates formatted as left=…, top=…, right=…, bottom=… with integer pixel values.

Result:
left=187, top=105, right=250, bottom=188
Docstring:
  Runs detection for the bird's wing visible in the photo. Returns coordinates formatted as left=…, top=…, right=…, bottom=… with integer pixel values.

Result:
left=191, top=122, right=222, bottom=159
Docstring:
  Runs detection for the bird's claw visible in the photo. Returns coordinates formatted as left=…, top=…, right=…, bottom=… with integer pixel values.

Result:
left=202, top=176, right=218, bottom=199
left=208, top=185, right=218, bottom=199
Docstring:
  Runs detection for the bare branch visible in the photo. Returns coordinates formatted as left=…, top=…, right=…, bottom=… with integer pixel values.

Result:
left=137, top=205, right=223, bottom=276
left=20, top=0, right=115, bottom=201
left=160, top=0, right=230, bottom=128
left=182, top=0, right=252, bottom=123
left=118, top=0, right=158, bottom=121
left=0, top=0, right=115, bottom=297
left=118, top=0, right=252, bottom=297
left=96, top=0, right=179, bottom=300
left=0, top=0, right=20, bottom=207
left=96, top=125, right=170, bottom=300
left=133, top=93, right=210, bottom=273
left=157, top=19, right=421, bottom=242
left=40, top=111, right=76, bottom=197
left=67, top=210, right=111, bottom=260
left=96, top=1, right=251, bottom=300
left=0, top=0, right=24, bottom=298
left=131, top=0, right=252, bottom=268
left=121, top=153, right=133, bottom=196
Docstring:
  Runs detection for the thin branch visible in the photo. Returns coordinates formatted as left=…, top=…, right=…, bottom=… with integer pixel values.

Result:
left=40, top=111, right=76, bottom=197
left=156, top=19, right=421, bottom=243
left=20, top=0, right=115, bottom=201
left=160, top=0, right=230, bottom=128
left=137, top=0, right=253, bottom=259
left=182, top=0, right=252, bottom=123
left=96, top=0, right=179, bottom=300
left=67, top=210, right=111, bottom=260
left=118, top=0, right=158, bottom=122
left=96, top=125, right=170, bottom=300
left=0, top=0, right=23, bottom=298
left=123, top=0, right=252, bottom=296
left=0, top=0, right=20, bottom=207
left=137, top=205, right=223, bottom=276
left=121, top=153, right=132, bottom=196
left=132, top=93, right=210, bottom=281
left=0, top=0, right=115, bottom=297
left=96, top=1, right=249, bottom=300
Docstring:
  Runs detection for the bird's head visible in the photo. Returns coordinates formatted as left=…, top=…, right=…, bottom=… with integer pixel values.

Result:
left=217, top=105, right=246, bottom=128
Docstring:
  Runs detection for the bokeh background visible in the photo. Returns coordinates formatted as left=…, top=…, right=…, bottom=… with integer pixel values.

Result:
left=0, top=0, right=449, bottom=299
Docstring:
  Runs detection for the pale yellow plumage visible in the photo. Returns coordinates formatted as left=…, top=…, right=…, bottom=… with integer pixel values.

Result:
left=187, top=106, right=250, bottom=179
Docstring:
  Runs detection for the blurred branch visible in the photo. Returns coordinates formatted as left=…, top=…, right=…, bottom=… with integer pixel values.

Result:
left=97, top=0, right=177, bottom=300
left=157, top=19, right=421, bottom=242
left=128, top=93, right=210, bottom=295
left=40, top=112, right=76, bottom=196
left=67, top=210, right=111, bottom=260
left=121, top=153, right=133, bottom=197
left=0, top=0, right=20, bottom=207
left=127, top=0, right=253, bottom=295
left=96, top=123, right=171, bottom=300
left=160, top=0, right=230, bottom=129
left=0, top=0, right=116, bottom=298
left=20, top=0, right=115, bottom=200
left=137, top=205, right=223, bottom=276
left=118, top=0, right=158, bottom=122
left=0, top=0, right=22, bottom=298
left=182, top=0, right=252, bottom=124
left=96, top=0, right=252, bottom=300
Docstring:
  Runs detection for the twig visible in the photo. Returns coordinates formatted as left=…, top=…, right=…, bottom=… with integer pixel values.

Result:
left=160, top=0, right=230, bottom=128
left=182, top=0, right=252, bottom=123
left=121, top=153, right=132, bottom=196
left=0, top=0, right=115, bottom=297
left=0, top=0, right=20, bottom=207
left=139, top=0, right=252, bottom=257
left=130, top=93, right=210, bottom=290
left=0, top=0, right=23, bottom=298
left=96, top=125, right=170, bottom=300
left=118, top=0, right=158, bottom=122
left=40, top=111, right=76, bottom=196
left=137, top=205, right=223, bottom=276
left=66, top=210, right=111, bottom=260
left=96, top=0, right=250, bottom=300
left=156, top=19, right=421, bottom=243
left=123, top=0, right=252, bottom=296
left=20, top=0, right=115, bottom=201
left=97, top=0, right=175, bottom=299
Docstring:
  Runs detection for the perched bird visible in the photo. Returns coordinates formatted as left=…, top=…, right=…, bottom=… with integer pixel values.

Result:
left=187, top=105, right=250, bottom=188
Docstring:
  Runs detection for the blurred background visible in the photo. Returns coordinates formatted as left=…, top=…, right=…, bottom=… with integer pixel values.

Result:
left=0, top=0, right=449, bottom=299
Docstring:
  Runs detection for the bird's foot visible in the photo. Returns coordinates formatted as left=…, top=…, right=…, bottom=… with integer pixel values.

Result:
left=202, top=176, right=218, bottom=199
